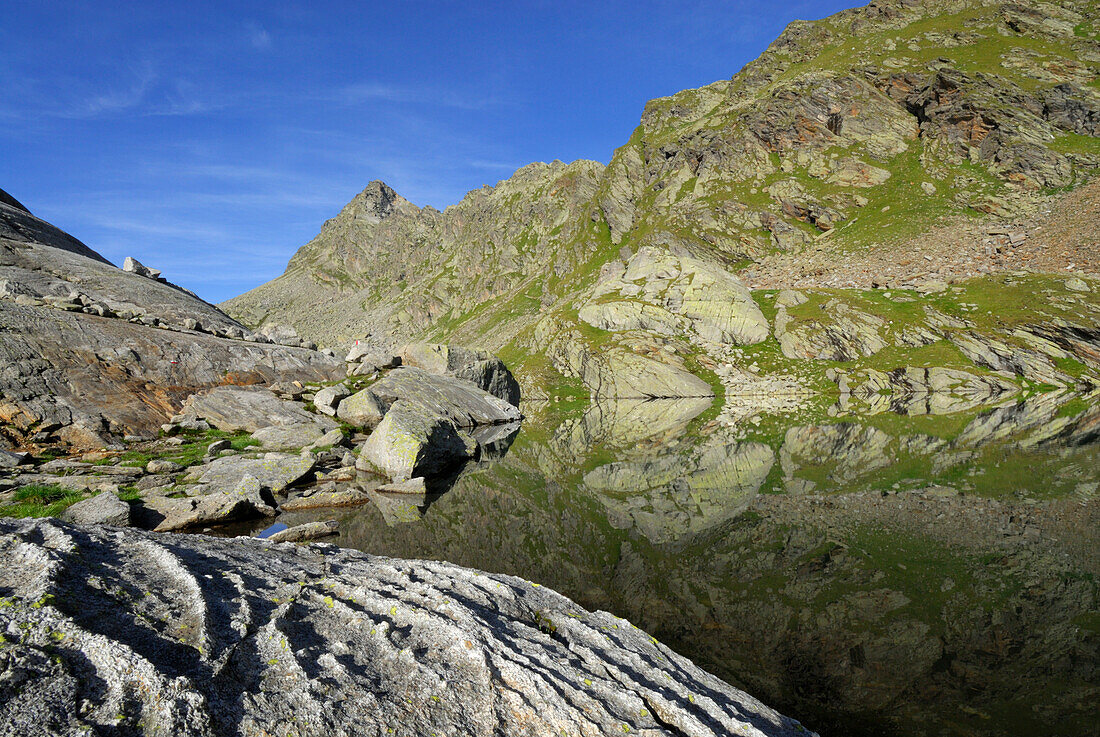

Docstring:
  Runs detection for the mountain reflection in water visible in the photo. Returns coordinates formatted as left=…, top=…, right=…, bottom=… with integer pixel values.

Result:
left=267, top=391, right=1100, bottom=737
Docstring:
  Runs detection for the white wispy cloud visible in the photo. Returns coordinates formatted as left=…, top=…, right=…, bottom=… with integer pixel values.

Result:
left=0, top=61, right=221, bottom=122
left=334, top=82, right=503, bottom=111
left=78, top=63, right=156, bottom=116
left=246, top=22, right=272, bottom=50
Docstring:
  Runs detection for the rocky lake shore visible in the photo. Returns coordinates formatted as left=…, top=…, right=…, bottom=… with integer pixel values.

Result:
left=3, top=0, right=1100, bottom=734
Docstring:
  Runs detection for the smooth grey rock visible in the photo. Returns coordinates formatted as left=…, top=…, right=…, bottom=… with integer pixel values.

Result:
left=307, top=428, right=346, bottom=451
left=336, top=388, right=386, bottom=429
left=540, top=323, right=715, bottom=399
left=258, top=323, right=300, bottom=343
left=368, top=486, right=429, bottom=525
left=312, top=384, right=350, bottom=416
left=346, top=342, right=400, bottom=368
left=251, top=423, right=328, bottom=451
left=39, top=459, right=91, bottom=474
left=400, top=343, right=521, bottom=406
left=122, top=256, right=161, bottom=279
left=775, top=289, right=808, bottom=308
left=279, top=487, right=374, bottom=510
left=82, top=465, right=143, bottom=478
left=180, top=386, right=336, bottom=434
left=0, top=450, right=29, bottom=468
left=356, top=368, right=521, bottom=480
left=369, top=367, right=522, bottom=429
left=376, top=476, right=427, bottom=494
left=135, top=474, right=174, bottom=491
left=0, top=518, right=815, bottom=737
left=774, top=300, right=888, bottom=362
left=145, top=459, right=182, bottom=475
left=360, top=401, right=477, bottom=481
left=184, top=453, right=315, bottom=494
left=59, top=492, right=131, bottom=527
left=1065, top=276, right=1090, bottom=292
left=144, top=475, right=275, bottom=531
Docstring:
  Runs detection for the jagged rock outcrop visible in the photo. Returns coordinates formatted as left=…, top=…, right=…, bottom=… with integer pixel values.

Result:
left=223, top=161, right=606, bottom=351
left=0, top=518, right=815, bottom=737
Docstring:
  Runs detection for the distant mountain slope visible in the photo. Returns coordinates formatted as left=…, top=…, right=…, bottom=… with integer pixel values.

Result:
left=224, top=0, right=1100, bottom=400
left=224, top=161, right=607, bottom=350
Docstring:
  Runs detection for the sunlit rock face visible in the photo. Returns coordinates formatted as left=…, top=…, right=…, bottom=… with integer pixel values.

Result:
left=0, top=197, right=344, bottom=448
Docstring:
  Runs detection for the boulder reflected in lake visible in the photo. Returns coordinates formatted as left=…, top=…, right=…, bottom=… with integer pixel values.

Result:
left=269, top=392, right=1099, bottom=737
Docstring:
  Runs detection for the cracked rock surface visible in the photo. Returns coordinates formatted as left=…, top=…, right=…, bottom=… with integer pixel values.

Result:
left=0, top=518, right=814, bottom=737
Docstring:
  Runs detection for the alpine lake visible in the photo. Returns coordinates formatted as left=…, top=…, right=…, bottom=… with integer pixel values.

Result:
left=230, top=388, right=1099, bottom=737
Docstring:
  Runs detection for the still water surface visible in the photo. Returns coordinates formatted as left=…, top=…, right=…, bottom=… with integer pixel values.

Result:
left=256, top=391, right=1099, bottom=737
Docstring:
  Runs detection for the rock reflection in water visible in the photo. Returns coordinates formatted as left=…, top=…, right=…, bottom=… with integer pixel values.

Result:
left=364, top=421, right=522, bottom=524
left=273, top=393, right=1099, bottom=737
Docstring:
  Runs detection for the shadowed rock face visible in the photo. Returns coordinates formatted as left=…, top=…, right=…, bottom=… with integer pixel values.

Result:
left=0, top=519, right=815, bottom=737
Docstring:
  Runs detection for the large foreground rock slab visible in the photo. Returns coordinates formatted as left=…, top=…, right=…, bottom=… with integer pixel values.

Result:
left=0, top=519, right=815, bottom=737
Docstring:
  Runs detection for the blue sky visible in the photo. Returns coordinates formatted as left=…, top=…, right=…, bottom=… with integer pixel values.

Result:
left=0, top=0, right=858, bottom=302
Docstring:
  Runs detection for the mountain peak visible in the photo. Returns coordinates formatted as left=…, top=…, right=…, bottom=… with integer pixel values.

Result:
left=340, top=180, right=415, bottom=224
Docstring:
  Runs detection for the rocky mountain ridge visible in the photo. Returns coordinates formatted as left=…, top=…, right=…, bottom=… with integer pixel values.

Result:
left=224, top=0, right=1100, bottom=407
